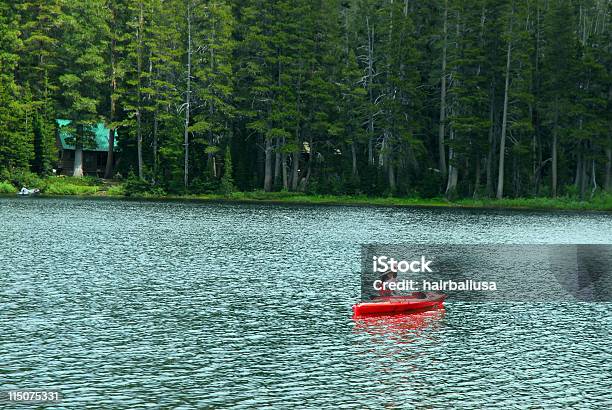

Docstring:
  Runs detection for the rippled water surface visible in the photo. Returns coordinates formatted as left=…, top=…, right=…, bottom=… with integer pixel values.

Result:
left=1, top=197, right=611, bottom=408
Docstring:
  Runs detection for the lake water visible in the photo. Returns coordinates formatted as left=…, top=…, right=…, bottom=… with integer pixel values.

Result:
left=1, top=197, right=611, bottom=408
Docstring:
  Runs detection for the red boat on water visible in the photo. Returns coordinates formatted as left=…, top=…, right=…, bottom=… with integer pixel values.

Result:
left=352, top=292, right=447, bottom=316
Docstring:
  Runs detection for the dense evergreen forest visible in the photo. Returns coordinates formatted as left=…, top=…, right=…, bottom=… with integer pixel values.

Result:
left=1, top=0, right=611, bottom=199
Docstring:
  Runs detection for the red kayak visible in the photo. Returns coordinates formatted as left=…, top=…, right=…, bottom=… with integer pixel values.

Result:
left=352, top=292, right=447, bottom=316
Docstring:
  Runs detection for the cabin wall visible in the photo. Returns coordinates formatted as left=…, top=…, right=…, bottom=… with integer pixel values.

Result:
left=57, top=149, right=116, bottom=176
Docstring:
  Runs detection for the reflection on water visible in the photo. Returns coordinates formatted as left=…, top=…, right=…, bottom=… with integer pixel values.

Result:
left=354, top=308, right=446, bottom=333
left=0, top=197, right=611, bottom=408
left=353, top=308, right=446, bottom=343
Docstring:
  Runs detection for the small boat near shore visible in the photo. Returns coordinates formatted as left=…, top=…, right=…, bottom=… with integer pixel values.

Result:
left=17, top=187, right=40, bottom=196
left=352, top=292, right=447, bottom=316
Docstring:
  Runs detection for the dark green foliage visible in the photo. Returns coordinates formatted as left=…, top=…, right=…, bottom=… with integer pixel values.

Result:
left=219, top=146, right=236, bottom=195
left=124, top=171, right=153, bottom=196
left=1, top=0, right=611, bottom=199
left=189, top=172, right=220, bottom=195
left=124, top=171, right=166, bottom=196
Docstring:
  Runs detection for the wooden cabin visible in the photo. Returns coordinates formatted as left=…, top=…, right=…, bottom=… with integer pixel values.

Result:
left=56, top=119, right=118, bottom=176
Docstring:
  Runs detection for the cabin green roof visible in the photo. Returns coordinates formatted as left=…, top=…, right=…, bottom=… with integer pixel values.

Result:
left=56, top=119, right=118, bottom=152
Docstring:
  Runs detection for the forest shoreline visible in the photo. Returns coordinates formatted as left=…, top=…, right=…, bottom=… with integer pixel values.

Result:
left=142, top=193, right=612, bottom=212
left=2, top=179, right=611, bottom=212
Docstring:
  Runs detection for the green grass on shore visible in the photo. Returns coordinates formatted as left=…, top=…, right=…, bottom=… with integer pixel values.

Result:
left=455, top=195, right=612, bottom=211
left=43, top=178, right=100, bottom=195
left=211, top=191, right=612, bottom=211
left=147, top=190, right=612, bottom=211
left=2, top=176, right=102, bottom=196
left=2, top=176, right=611, bottom=211
left=0, top=181, right=17, bottom=193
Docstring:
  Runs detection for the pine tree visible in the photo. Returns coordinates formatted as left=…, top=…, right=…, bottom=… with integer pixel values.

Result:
left=541, top=0, right=579, bottom=197
left=190, top=0, right=235, bottom=181
left=56, top=0, right=110, bottom=177
left=220, top=144, right=235, bottom=195
left=0, top=1, right=35, bottom=173
left=16, top=0, right=63, bottom=174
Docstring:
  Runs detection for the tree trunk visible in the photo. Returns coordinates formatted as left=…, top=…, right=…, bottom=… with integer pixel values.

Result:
left=366, top=16, right=375, bottom=166
left=351, top=141, right=358, bottom=177
left=605, top=136, right=611, bottom=191
left=184, top=1, right=192, bottom=189
left=579, top=152, right=587, bottom=200
left=274, top=138, right=281, bottom=187
left=445, top=129, right=457, bottom=197
left=73, top=147, right=84, bottom=177
left=263, top=138, right=273, bottom=192
left=104, top=19, right=117, bottom=179
left=291, top=150, right=300, bottom=191
left=73, top=124, right=84, bottom=177
left=535, top=132, right=543, bottom=195
left=590, top=160, right=597, bottom=198
left=574, top=149, right=581, bottom=188
left=136, top=2, right=144, bottom=179
left=438, top=0, right=448, bottom=178
left=551, top=106, right=558, bottom=197
left=496, top=17, right=512, bottom=200
left=105, top=128, right=114, bottom=179
left=153, top=112, right=158, bottom=174
left=446, top=163, right=458, bottom=198
left=485, top=83, right=495, bottom=196
left=282, top=151, right=288, bottom=190
left=150, top=49, right=158, bottom=178
left=301, top=142, right=313, bottom=191
left=474, top=157, right=481, bottom=198
left=512, top=154, right=519, bottom=196
left=531, top=120, right=537, bottom=194
left=388, top=160, right=396, bottom=193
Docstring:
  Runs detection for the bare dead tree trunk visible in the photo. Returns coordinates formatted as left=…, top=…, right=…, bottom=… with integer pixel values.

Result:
left=438, top=0, right=448, bottom=178
left=474, top=158, right=481, bottom=198
left=274, top=138, right=281, bottom=187
left=146, top=46, right=156, bottom=180
left=105, top=13, right=117, bottom=179
left=366, top=16, right=375, bottom=166
left=291, top=151, right=300, bottom=191
left=351, top=142, right=358, bottom=177
left=607, top=89, right=612, bottom=192
left=485, top=83, right=495, bottom=196
left=606, top=136, right=611, bottom=191
left=531, top=111, right=537, bottom=193
left=209, top=19, right=218, bottom=179
left=73, top=124, right=84, bottom=177
left=590, top=159, right=597, bottom=199
left=445, top=128, right=458, bottom=197
left=300, top=137, right=314, bottom=191
left=136, top=2, right=144, bottom=179
left=264, top=138, right=273, bottom=192
left=282, top=150, right=288, bottom=190
left=574, top=149, right=581, bottom=188
left=184, top=1, right=192, bottom=190
left=105, top=128, right=115, bottom=178
left=292, top=54, right=303, bottom=191
left=580, top=151, right=588, bottom=200
left=73, top=147, right=83, bottom=177
left=496, top=10, right=513, bottom=200
left=388, top=156, right=396, bottom=193
left=551, top=101, right=558, bottom=197
left=153, top=113, right=158, bottom=174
